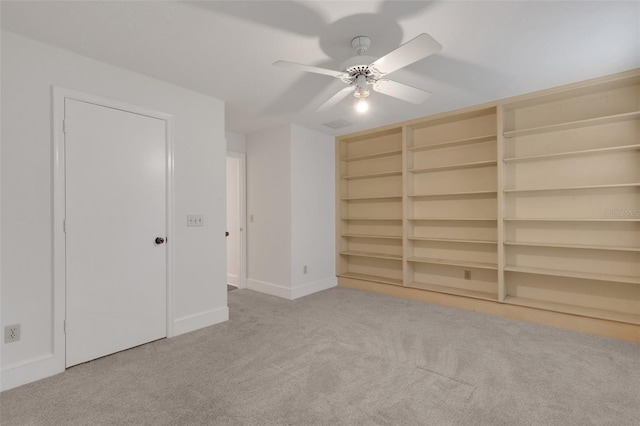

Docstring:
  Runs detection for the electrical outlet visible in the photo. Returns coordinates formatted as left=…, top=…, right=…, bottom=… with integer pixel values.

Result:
left=464, top=270, right=471, bottom=280
left=303, top=265, right=308, bottom=274
left=5, top=324, right=20, bottom=343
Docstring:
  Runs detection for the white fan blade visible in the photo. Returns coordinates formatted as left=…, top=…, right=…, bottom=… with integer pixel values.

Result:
left=273, top=60, right=348, bottom=79
left=373, top=80, right=431, bottom=104
left=369, top=33, right=442, bottom=76
left=316, top=86, right=355, bottom=112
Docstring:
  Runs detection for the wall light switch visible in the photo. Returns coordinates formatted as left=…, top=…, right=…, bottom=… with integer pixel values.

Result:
left=187, top=214, right=204, bottom=227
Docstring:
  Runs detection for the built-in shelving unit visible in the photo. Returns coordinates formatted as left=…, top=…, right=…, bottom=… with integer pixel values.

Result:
left=336, top=69, right=640, bottom=340
left=501, top=72, right=640, bottom=326
left=404, top=106, right=499, bottom=301
left=336, top=128, right=404, bottom=286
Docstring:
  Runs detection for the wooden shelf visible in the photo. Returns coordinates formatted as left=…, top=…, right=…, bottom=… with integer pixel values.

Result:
left=409, top=190, right=497, bottom=198
left=504, top=265, right=640, bottom=285
left=504, top=241, right=640, bottom=252
left=410, top=237, right=497, bottom=245
left=503, top=144, right=640, bottom=163
left=407, top=257, right=498, bottom=270
left=341, top=217, right=403, bottom=221
left=343, top=149, right=402, bottom=162
left=343, top=234, right=402, bottom=240
left=503, top=111, right=640, bottom=138
left=408, top=134, right=496, bottom=152
left=409, top=217, right=497, bottom=222
left=504, top=183, right=640, bottom=193
left=505, top=296, right=640, bottom=325
left=504, top=217, right=640, bottom=222
left=342, top=170, right=402, bottom=180
left=408, top=160, right=497, bottom=174
left=338, top=272, right=403, bottom=287
left=340, top=251, right=402, bottom=261
left=408, top=282, right=498, bottom=301
left=341, top=195, right=402, bottom=201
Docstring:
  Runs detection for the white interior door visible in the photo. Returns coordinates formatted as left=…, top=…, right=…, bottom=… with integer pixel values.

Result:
left=226, top=152, right=246, bottom=288
left=226, top=156, right=240, bottom=286
left=65, top=98, right=167, bottom=367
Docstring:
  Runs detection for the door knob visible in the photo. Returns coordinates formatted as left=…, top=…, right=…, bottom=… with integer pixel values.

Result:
left=155, top=237, right=165, bottom=245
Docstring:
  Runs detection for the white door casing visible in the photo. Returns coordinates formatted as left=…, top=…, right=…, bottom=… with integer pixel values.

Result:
left=64, top=97, right=169, bottom=367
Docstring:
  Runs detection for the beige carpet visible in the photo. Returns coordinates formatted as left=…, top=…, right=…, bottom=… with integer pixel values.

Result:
left=1, top=287, right=639, bottom=425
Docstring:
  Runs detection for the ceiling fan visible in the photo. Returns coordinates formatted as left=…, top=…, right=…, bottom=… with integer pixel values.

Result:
left=274, top=33, right=442, bottom=113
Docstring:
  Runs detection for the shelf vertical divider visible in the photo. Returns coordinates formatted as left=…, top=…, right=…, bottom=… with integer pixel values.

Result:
left=402, top=125, right=411, bottom=286
left=496, top=106, right=506, bottom=302
left=335, top=137, right=346, bottom=277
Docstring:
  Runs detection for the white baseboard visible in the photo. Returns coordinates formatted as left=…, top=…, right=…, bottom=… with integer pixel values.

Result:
left=1, top=353, right=64, bottom=392
left=247, top=278, right=291, bottom=299
left=247, top=277, right=337, bottom=300
left=291, top=277, right=337, bottom=299
left=227, top=273, right=238, bottom=286
left=172, top=306, right=229, bottom=336
left=1, top=307, right=229, bottom=391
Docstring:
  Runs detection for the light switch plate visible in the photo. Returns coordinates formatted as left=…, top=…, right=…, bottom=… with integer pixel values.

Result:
left=187, top=214, right=204, bottom=227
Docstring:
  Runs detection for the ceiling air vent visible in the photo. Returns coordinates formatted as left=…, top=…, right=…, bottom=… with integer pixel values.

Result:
left=324, top=119, right=353, bottom=129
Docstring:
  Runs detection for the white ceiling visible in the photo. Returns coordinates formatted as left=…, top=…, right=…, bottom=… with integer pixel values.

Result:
left=2, top=1, right=639, bottom=136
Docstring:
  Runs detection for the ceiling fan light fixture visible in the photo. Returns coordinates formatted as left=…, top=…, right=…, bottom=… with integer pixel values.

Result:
left=354, top=87, right=370, bottom=98
left=355, top=97, right=369, bottom=113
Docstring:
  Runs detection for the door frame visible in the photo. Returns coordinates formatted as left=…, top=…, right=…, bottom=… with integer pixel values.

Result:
left=52, top=87, right=175, bottom=369
left=226, top=151, right=247, bottom=289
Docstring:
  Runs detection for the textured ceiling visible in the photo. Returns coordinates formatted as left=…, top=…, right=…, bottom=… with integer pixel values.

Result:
left=2, top=1, right=639, bottom=136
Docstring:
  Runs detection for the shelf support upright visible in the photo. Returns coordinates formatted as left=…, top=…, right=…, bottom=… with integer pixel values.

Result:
left=496, top=106, right=506, bottom=302
left=402, top=125, right=410, bottom=286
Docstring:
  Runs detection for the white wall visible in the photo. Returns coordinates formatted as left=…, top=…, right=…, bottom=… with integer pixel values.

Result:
left=290, top=125, right=336, bottom=298
left=226, top=131, right=246, bottom=153
left=1, top=31, right=228, bottom=390
left=246, top=124, right=336, bottom=299
left=246, top=125, right=292, bottom=297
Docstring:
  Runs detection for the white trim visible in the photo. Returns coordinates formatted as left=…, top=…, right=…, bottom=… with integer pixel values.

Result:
left=226, top=151, right=247, bottom=289
left=291, top=277, right=338, bottom=299
left=172, top=307, right=229, bottom=336
left=247, top=279, right=292, bottom=299
left=52, top=87, right=175, bottom=373
left=1, top=354, right=56, bottom=391
left=247, top=277, right=337, bottom=300
left=227, top=273, right=239, bottom=286
left=165, top=111, right=176, bottom=337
